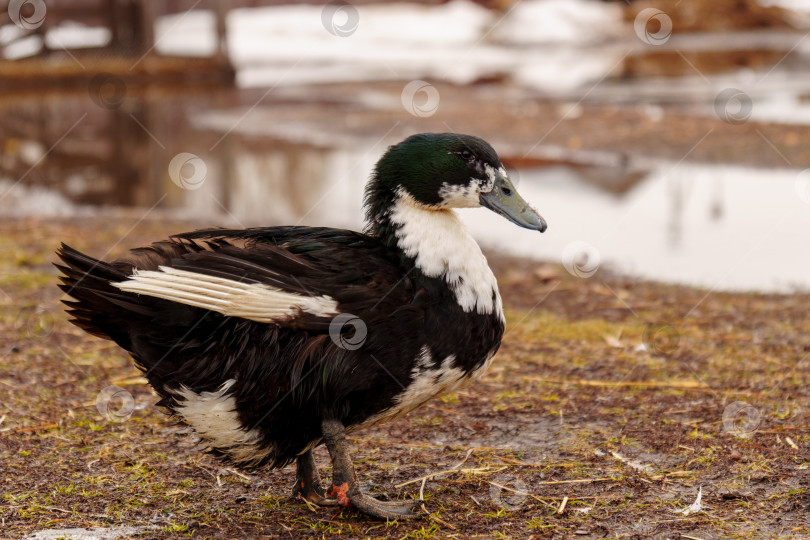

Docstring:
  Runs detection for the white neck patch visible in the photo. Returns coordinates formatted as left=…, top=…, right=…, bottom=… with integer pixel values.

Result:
left=388, top=190, right=503, bottom=317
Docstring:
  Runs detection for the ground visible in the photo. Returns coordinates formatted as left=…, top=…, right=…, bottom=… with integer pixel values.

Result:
left=1, top=217, right=808, bottom=539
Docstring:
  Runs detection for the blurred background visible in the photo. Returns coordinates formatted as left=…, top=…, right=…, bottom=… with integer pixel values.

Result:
left=1, top=0, right=809, bottom=291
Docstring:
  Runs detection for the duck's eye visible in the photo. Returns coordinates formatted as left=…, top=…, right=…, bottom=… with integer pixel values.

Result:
left=460, top=149, right=473, bottom=161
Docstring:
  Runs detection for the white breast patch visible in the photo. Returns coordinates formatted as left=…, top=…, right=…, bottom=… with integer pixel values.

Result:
left=389, top=191, right=503, bottom=318
left=352, top=346, right=473, bottom=432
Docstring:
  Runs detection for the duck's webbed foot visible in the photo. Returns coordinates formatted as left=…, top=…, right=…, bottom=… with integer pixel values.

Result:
left=292, top=450, right=339, bottom=506
left=322, top=418, right=422, bottom=520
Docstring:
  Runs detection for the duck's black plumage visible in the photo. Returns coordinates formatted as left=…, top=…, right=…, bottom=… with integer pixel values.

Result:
left=58, top=226, right=502, bottom=468
left=56, top=133, right=546, bottom=519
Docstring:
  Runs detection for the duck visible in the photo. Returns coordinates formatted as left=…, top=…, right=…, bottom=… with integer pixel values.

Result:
left=55, top=132, right=547, bottom=520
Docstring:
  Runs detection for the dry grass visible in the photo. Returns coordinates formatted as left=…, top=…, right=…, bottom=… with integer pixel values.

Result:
left=1, top=216, right=808, bottom=539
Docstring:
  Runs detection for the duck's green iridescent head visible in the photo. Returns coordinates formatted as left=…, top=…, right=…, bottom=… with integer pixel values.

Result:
left=364, top=132, right=547, bottom=234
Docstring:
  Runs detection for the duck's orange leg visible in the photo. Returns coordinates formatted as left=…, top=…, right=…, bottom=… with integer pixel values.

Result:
left=321, top=418, right=422, bottom=520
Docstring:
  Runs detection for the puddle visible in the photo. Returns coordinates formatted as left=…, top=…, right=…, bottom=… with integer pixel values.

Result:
left=2, top=1, right=810, bottom=293
left=2, top=92, right=807, bottom=294
left=489, top=164, right=810, bottom=292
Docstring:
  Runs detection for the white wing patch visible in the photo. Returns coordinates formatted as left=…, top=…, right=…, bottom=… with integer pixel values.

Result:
left=113, top=266, right=339, bottom=323
left=172, top=380, right=274, bottom=467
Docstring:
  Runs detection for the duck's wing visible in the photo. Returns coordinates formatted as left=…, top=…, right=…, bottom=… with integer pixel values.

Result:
left=108, top=226, right=416, bottom=332
left=57, top=228, right=424, bottom=469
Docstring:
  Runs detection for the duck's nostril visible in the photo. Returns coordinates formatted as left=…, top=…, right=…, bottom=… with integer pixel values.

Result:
left=501, top=186, right=512, bottom=196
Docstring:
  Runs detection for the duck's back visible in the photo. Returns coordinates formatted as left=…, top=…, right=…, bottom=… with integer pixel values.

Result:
left=57, top=226, right=502, bottom=469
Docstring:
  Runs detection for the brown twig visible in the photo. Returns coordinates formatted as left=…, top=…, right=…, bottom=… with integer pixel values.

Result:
left=14, top=423, right=58, bottom=433
left=535, top=477, right=617, bottom=486
left=497, top=456, right=541, bottom=466
left=527, top=377, right=708, bottom=390
left=395, top=465, right=505, bottom=488
left=224, top=467, right=253, bottom=482
left=423, top=504, right=456, bottom=531
left=42, top=506, right=72, bottom=514
left=488, top=481, right=557, bottom=511
left=452, top=447, right=476, bottom=469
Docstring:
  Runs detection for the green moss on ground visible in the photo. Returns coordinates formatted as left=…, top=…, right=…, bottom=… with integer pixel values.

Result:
left=0, top=217, right=808, bottom=539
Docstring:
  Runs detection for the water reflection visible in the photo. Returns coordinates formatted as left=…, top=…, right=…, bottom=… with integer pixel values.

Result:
left=498, top=164, right=810, bottom=292
left=0, top=87, right=808, bottom=293
left=0, top=88, right=228, bottom=208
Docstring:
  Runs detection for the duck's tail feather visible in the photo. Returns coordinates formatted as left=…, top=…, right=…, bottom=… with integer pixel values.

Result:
left=55, top=243, right=139, bottom=348
left=55, top=243, right=224, bottom=384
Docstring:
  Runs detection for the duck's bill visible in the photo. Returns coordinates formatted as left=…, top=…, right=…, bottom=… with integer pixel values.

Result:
left=480, top=173, right=547, bottom=232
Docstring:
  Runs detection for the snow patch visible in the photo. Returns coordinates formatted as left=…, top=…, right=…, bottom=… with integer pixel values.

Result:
left=46, top=23, right=111, bottom=49
left=490, top=0, right=624, bottom=45
left=0, top=179, right=79, bottom=217
left=27, top=526, right=158, bottom=540
left=153, top=0, right=625, bottom=91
